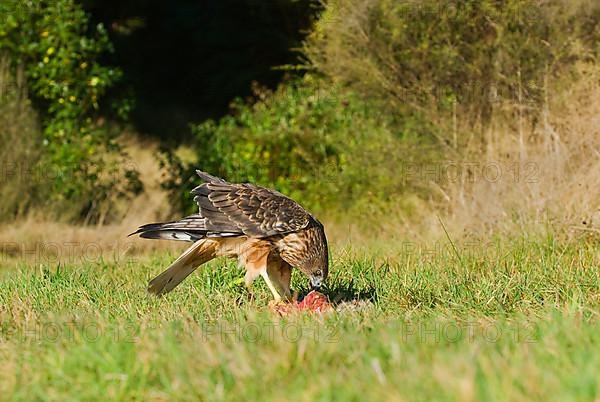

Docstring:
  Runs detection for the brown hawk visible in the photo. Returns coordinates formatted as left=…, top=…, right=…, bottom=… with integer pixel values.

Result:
left=130, top=170, right=329, bottom=301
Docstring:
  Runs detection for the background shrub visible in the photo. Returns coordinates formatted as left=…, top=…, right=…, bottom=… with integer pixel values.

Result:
left=160, top=0, right=600, bottom=230
left=0, top=0, right=140, bottom=222
left=160, top=75, right=442, bottom=216
left=303, top=0, right=600, bottom=143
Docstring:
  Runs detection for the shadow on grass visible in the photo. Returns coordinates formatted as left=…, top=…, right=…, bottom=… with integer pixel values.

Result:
left=296, top=281, right=378, bottom=306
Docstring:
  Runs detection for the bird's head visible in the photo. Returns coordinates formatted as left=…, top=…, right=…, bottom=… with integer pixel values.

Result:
left=305, top=223, right=329, bottom=291
left=297, top=254, right=328, bottom=291
left=308, top=266, right=327, bottom=291
left=279, top=222, right=329, bottom=291
left=297, top=226, right=329, bottom=291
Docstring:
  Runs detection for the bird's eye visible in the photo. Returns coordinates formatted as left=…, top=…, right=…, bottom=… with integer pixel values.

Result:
left=315, top=270, right=322, bottom=276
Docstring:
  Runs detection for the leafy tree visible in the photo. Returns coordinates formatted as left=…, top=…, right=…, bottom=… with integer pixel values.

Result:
left=0, top=0, right=140, bottom=222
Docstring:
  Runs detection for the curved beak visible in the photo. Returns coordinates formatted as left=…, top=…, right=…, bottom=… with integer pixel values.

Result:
left=309, top=276, right=323, bottom=291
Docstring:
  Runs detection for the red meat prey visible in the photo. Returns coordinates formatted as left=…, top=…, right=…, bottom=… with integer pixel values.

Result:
left=296, top=290, right=331, bottom=312
left=269, top=291, right=332, bottom=315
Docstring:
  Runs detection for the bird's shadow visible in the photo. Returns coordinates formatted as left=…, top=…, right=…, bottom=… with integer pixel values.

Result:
left=296, top=281, right=378, bottom=306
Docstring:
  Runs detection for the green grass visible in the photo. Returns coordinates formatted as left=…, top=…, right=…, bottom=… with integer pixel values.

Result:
left=0, top=236, right=598, bottom=401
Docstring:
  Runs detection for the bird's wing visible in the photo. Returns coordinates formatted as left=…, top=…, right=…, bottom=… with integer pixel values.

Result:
left=191, top=169, right=312, bottom=237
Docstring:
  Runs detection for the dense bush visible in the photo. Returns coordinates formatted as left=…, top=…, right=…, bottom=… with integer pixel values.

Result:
left=3, top=0, right=598, bottom=224
left=161, top=0, right=600, bottom=220
left=160, top=75, right=442, bottom=216
left=0, top=0, right=140, bottom=222
left=303, top=0, right=600, bottom=138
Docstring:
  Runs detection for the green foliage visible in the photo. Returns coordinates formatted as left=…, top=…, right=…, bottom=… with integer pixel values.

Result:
left=161, top=0, right=600, bottom=217
left=161, top=75, right=442, bottom=215
left=0, top=0, right=140, bottom=221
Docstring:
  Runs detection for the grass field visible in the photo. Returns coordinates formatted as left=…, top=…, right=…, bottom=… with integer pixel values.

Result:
left=0, top=235, right=598, bottom=401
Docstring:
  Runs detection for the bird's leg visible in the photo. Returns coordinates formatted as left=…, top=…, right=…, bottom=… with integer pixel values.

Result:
left=239, top=241, right=291, bottom=302
left=267, top=255, right=292, bottom=301
left=261, top=271, right=284, bottom=301
left=263, top=257, right=292, bottom=301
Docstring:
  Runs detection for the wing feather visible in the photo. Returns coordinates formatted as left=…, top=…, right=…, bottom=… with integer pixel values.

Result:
left=192, top=170, right=312, bottom=238
left=131, top=170, right=317, bottom=243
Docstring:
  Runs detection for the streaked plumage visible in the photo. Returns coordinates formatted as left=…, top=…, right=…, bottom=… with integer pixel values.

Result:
left=130, top=170, right=329, bottom=300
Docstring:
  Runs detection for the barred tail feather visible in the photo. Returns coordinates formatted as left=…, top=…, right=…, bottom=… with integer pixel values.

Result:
left=147, top=239, right=217, bottom=295
left=139, top=230, right=202, bottom=242
left=129, top=216, right=208, bottom=242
